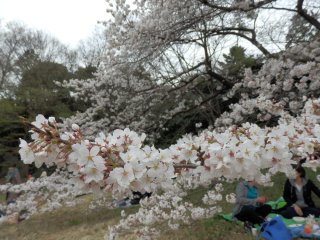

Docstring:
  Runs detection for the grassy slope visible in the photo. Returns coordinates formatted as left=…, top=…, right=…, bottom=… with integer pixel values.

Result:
left=0, top=171, right=319, bottom=240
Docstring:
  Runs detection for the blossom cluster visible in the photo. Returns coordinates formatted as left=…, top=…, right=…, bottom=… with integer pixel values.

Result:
left=18, top=97, right=320, bottom=201
left=202, top=183, right=224, bottom=205
left=0, top=171, right=87, bottom=219
left=105, top=190, right=222, bottom=240
left=20, top=114, right=176, bottom=199
left=215, top=38, right=320, bottom=129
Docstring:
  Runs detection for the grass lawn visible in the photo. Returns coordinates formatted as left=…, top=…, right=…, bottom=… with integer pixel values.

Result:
left=0, top=193, right=6, bottom=203
left=0, top=170, right=319, bottom=240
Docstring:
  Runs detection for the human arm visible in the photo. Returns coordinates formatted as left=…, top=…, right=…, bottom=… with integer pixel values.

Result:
left=283, top=179, right=294, bottom=207
left=283, top=179, right=303, bottom=215
left=256, top=196, right=267, bottom=204
left=292, top=204, right=303, bottom=216
left=309, top=180, right=320, bottom=198
left=235, top=182, right=257, bottom=206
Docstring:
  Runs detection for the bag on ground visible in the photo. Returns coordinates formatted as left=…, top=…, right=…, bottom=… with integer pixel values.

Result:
left=260, top=216, right=291, bottom=240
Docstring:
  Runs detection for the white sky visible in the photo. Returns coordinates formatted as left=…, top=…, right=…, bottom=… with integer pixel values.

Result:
left=0, top=0, right=108, bottom=47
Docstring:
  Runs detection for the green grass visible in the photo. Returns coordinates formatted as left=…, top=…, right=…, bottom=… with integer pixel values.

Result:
left=0, top=195, right=138, bottom=240
left=0, top=170, right=319, bottom=240
left=158, top=218, right=253, bottom=240
left=0, top=193, right=6, bottom=203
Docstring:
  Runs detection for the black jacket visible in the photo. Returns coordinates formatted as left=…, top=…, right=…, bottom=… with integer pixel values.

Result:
left=283, top=178, right=320, bottom=208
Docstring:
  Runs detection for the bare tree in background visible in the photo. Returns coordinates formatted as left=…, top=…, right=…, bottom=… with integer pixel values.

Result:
left=76, top=26, right=107, bottom=68
left=0, top=21, right=76, bottom=97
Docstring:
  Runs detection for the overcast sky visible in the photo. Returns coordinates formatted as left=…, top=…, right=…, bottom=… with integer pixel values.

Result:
left=0, top=0, right=108, bottom=47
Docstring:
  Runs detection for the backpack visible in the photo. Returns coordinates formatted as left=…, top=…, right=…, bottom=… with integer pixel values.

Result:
left=259, top=216, right=291, bottom=240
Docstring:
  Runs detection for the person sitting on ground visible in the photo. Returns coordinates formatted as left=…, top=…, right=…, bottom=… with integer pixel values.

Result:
left=5, top=164, right=21, bottom=184
left=5, top=164, right=22, bottom=205
left=232, top=176, right=272, bottom=226
left=280, top=165, right=320, bottom=219
left=130, top=191, right=152, bottom=205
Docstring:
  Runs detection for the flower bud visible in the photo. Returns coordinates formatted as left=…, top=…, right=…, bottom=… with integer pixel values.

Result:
left=101, top=147, right=108, bottom=152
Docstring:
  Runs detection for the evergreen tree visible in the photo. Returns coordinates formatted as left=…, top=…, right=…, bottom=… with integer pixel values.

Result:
left=219, top=46, right=262, bottom=78
left=16, top=61, right=74, bottom=118
left=0, top=61, right=76, bottom=175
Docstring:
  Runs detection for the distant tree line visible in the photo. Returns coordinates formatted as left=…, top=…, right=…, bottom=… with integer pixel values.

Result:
left=0, top=21, right=106, bottom=176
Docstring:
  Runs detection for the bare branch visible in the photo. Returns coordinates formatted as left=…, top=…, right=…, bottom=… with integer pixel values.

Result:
left=297, top=0, right=320, bottom=30
left=205, top=27, right=274, bottom=57
left=261, top=6, right=297, bottom=13
left=198, top=0, right=276, bottom=12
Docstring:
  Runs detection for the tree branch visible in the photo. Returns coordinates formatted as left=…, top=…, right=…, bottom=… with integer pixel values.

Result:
left=206, top=28, right=274, bottom=57
left=198, top=0, right=276, bottom=12
left=297, top=0, right=320, bottom=30
left=261, top=6, right=297, bottom=13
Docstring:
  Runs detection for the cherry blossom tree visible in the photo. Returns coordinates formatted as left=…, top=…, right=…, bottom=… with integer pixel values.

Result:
left=62, top=0, right=320, bottom=141
left=16, top=96, right=320, bottom=200
left=5, top=96, right=320, bottom=232
left=214, top=38, right=320, bottom=130
left=4, top=1, right=320, bottom=237
left=0, top=21, right=72, bottom=97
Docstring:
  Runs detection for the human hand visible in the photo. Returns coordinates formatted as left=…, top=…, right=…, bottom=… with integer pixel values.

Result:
left=293, top=205, right=303, bottom=216
left=256, top=196, right=267, bottom=204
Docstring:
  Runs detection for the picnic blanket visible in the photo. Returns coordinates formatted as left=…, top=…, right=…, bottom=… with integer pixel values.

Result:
left=290, top=224, right=320, bottom=239
left=221, top=213, right=320, bottom=227
left=265, top=197, right=287, bottom=210
left=220, top=197, right=320, bottom=227
left=221, top=213, right=320, bottom=239
left=220, top=197, right=320, bottom=239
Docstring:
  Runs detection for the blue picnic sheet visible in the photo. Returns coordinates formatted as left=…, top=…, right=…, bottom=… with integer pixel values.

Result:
left=221, top=206, right=320, bottom=239
left=220, top=197, right=320, bottom=238
left=290, top=224, right=320, bottom=239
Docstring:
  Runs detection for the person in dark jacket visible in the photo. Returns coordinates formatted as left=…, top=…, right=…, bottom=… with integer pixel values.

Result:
left=232, top=177, right=272, bottom=226
left=280, top=165, right=320, bottom=219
